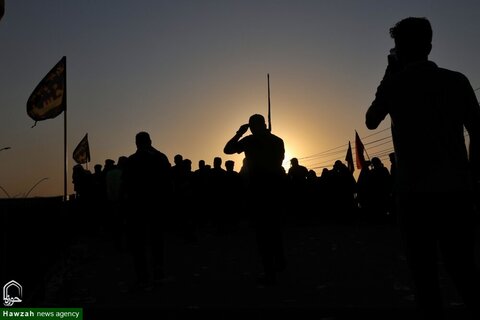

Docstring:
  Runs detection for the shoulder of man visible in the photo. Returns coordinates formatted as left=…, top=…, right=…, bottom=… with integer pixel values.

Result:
left=154, top=149, right=171, bottom=163
left=435, top=66, right=477, bottom=95
left=270, top=132, right=284, bottom=141
left=435, top=64, right=469, bottom=81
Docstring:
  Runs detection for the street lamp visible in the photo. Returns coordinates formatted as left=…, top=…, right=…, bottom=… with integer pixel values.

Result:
left=0, top=185, right=10, bottom=198
left=25, top=177, right=49, bottom=198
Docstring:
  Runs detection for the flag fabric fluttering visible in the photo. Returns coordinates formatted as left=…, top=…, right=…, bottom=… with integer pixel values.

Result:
left=73, top=134, right=90, bottom=165
left=27, top=56, right=66, bottom=127
left=355, top=130, right=367, bottom=170
left=345, top=141, right=354, bottom=174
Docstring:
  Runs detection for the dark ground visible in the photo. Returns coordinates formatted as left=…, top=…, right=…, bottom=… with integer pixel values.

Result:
left=55, top=218, right=476, bottom=319
left=1, top=198, right=478, bottom=320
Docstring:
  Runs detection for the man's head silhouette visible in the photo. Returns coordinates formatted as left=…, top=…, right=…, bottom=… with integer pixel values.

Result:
left=135, top=131, right=152, bottom=149
left=390, top=17, right=432, bottom=64
left=248, top=114, right=267, bottom=134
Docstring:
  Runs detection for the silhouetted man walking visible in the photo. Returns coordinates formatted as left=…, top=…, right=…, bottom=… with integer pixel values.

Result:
left=224, top=114, right=287, bottom=286
left=366, top=17, right=480, bottom=319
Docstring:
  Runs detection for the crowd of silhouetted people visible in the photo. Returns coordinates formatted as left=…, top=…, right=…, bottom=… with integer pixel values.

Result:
left=68, top=129, right=400, bottom=289
left=72, top=153, right=396, bottom=228
left=64, top=15, right=480, bottom=319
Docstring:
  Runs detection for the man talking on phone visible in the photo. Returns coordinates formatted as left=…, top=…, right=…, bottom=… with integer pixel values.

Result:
left=366, top=17, right=480, bottom=319
left=224, top=114, right=287, bottom=286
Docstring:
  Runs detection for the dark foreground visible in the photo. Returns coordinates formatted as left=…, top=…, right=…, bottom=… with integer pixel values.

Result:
left=1, top=198, right=479, bottom=319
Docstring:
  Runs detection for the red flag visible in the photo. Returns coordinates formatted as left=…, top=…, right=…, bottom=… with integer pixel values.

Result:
left=345, top=141, right=354, bottom=174
left=73, top=134, right=90, bottom=164
left=27, top=56, right=66, bottom=126
left=355, top=130, right=366, bottom=170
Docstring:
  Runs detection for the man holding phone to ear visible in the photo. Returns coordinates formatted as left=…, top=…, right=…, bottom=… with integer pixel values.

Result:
left=366, top=17, right=480, bottom=319
left=224, top=114, right=287, bottom=286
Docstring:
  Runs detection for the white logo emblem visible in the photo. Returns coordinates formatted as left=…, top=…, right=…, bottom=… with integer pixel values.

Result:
left=3, top=280, right=22, bottom=306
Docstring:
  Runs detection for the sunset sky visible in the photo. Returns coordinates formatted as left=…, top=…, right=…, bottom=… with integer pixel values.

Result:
left=1, top=0, right=479, bottom=198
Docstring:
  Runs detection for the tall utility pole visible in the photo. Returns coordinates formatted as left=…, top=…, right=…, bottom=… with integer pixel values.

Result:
left=267, top=73, right=271, bottom=132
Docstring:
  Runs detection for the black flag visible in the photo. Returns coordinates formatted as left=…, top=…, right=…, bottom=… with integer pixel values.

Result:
left=73, top=134, right=90, bottom=164
left=27, top=56, right=66, bottom=126
left=345, top=141, right=354, bottom=174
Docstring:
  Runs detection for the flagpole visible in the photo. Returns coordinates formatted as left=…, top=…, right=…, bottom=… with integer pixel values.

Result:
left=267, top=73, right=271, bottom=132
left=63, top=56, right=68, bottom=202
left=363, top=143, right=371, bottom=163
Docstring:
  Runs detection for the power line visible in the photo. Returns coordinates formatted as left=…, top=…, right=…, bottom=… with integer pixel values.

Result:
left=298, top=127, right=392, bottom=161
left=366, top=139, right=393, bottom=150
left=301, top=132, right=394, bottom=172
left=364, top=136, right=392, bottom=146
left=361, top=127, right=391, bottom=139
left=301, top=122, right=471, bottom=169
left=298, top=143, right=348, bottom=160
left=300, top=85, right=479, bottom=173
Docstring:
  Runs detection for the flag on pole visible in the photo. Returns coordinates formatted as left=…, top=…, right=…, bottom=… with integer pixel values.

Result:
left=73, top=134, right=90, bottom=164
left=345, top=141, right=354, bottom=174
left=355, top=130, right=367, bottom=170
left=27, top=56, right=66, bottom=127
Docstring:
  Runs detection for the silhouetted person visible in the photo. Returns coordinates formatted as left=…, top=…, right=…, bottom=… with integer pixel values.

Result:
left=305, top=169, right=322, bottom=221
left=287, top=157, right=309, bottom=219
left=366, top=157, right=391, bottom=222
left=366, top=17, right=480, bottom=319
left=357, top=157, right=391, bottom=223
left=91, top=163, right=107, bottom=213
left=224, top=114, right=287, bottom=286
left=104, top=158, right=116, bottom=174
left=106, top=156, right=128, bottom=251
left=208, top=156, right=227, bottom=234
left=72, top=164, right=92, bottom=202
left=318, top=168, right=333, bottom=217
left=123, top=131, right=172, bottom=291
left=287, top=157, right=309, bottom=185
left=330, top=160, right=356, bottom=221
left=356, top=160, right=371, bottom=217
left=224, top=159, right=243, bottom=231
left=239, top=157, right=250, bottom=188
left=177, top=158, right=197, bottom=243
left=225, top=159, right=238, bottom=176
left=171, top=154, right=185, bottom=189
left=193, top=159, right=210, bottom=226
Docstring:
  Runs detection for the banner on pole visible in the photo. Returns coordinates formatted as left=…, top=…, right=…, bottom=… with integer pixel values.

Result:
left=73, top=134, right=90, bottom=165
left=345, top=141, right=354, bottom=173
left=355, top=131, right=367, bottom=170
left=27, top=56, right=66, bottom=127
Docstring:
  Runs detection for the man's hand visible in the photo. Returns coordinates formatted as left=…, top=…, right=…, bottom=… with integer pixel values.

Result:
left=385, top=49, right=403, bottom=78
left=237, top=124, right=249, bottom=136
